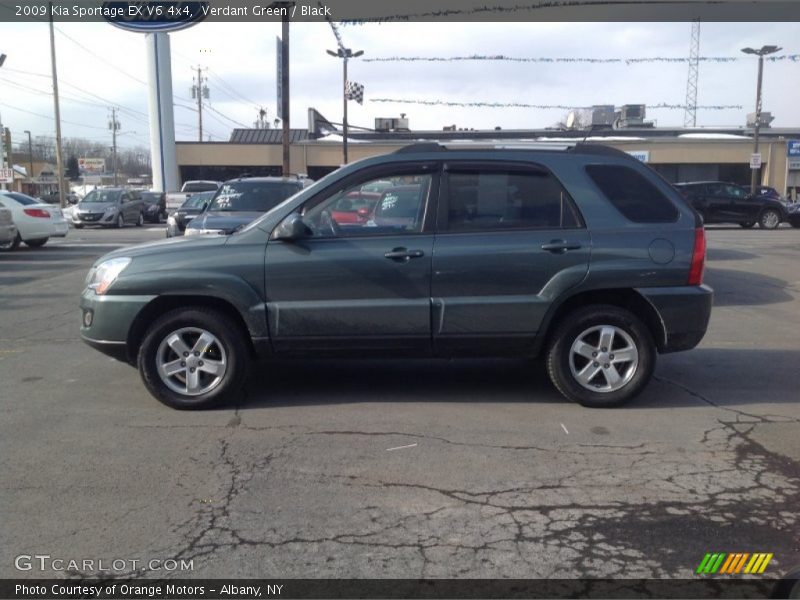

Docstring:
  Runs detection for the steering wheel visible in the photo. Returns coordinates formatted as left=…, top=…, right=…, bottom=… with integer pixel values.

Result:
left=319, top=210, right=340, bottom=237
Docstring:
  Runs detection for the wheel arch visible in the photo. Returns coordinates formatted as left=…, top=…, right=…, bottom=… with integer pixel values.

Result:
left=538, top=288, right=667, bottom=355
left=126, top=295, right=258, bottom=364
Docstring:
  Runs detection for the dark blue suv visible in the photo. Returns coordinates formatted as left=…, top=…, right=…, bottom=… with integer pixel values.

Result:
left=80, top=143, right=712, bottom=409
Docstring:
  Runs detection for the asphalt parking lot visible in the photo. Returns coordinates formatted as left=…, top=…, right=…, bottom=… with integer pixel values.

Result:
left=1, top=224, right=798, bottom=580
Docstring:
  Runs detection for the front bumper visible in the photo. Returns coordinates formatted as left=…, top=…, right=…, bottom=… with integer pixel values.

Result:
left=637, top=284, right=714, bottom=353
left=80, top=289, right=156, bottom=363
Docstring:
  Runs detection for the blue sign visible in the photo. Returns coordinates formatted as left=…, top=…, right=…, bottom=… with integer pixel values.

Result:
left=788, top=140, right=800, bottom=157
left=102, top=2, right=208, bottom=33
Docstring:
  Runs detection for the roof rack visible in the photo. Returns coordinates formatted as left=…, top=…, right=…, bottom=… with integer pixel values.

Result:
left=392, top=140, right=634, bottom=158
left=393, top=143, right=446, bottom=154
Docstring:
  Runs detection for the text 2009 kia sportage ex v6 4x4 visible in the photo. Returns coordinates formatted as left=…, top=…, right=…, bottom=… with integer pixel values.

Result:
left=80, top=144, right=712, bottom=409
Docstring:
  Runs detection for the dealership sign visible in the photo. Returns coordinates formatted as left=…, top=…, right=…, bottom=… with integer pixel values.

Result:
left=102, top=2, right=208, bottom=33
left=0, top=167, right=13, bottom=183
left=626, top=150, right=650, bottom=163
left=78, top=158, right=106, bottom=175
left=788, top=140, right=800, bottom=157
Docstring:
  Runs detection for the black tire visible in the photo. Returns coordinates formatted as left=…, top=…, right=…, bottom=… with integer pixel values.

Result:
left=739, top=222, right=755, bottom=228
left=137, top=307, right=250, bottom=410
left=74, top=224, right=84, bottom=229
left=758, top=209, right=781, bottom=229
left=136, top=212, right=144, bottom=227
left=791, top=221, right=800, bottom=229
left=0, top=232, right=21, bottom=251
left=546, top=304, right=656, bottom=408
left=24, top=238, right=48, bottom=248
left=115, top=213, right=124, bottom=228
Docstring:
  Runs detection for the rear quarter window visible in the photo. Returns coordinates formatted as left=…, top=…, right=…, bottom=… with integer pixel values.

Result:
left=586, top=165, right=680, bottom=223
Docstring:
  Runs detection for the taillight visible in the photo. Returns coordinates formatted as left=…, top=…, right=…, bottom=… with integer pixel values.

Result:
left=24, top=208, right=50, bottom=218
left=688, top=227, right=706, bottom=285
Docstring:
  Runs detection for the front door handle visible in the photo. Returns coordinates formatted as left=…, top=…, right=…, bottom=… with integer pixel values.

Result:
left=541, top=240, right=582, bottom=254
left=384, top=248, right=425, bottom=261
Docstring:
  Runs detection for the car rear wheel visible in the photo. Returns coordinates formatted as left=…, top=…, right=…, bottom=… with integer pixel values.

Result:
left=0, top=232, right=21, bottom=251
left=138, top=307, right=250, bottom=410
left=739, top=222, right=755, bottom=228
left=546, top=305, right=656, bottom=408
left=759, top=209, right=781, bottom=229
left=24, top=238, right=48, bottom=248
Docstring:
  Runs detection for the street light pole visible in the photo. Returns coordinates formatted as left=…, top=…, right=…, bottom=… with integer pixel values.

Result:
left=327, top=47, right=363, bottom=165
left=741, top=45, right=781, bottom=195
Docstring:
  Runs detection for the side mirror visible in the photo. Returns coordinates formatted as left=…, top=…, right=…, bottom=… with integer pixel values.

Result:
left=273, top=212, right=310, bottom=241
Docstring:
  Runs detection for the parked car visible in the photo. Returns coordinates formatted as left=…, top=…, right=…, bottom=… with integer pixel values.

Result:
left=674, top=181, right=787, bottom=229
left=786, top=202, right=800, bottom=228
left=0, top=205, right=18, bottom=248
left=141, top=191, right=167, bottom=223
left=330, top=190, right=382, bottom=225
left=166, top=191, right=215, bottom=237
left=80, top=143, right=712, bottom=410
left=39, top=190, right=80, bottom=205
left=165, top=180, right=222, bottom=213
left=184, top=176, right=312, bottom=236
left=73, top=188, right=145, bottom=228
left=0, top=191, right=68, bottom=249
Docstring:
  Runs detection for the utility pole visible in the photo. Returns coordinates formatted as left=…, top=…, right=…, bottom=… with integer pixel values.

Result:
left=109, top=107, right=120, bottom=186
left=191, top=66, right=208, bottom=142
left=48, top=2, right=66, bottom=208
left=281, top=15, right=290, bottom=176
left=24, top=130, right=34, bottom=190
left=741, top=45, right=781, bottom=194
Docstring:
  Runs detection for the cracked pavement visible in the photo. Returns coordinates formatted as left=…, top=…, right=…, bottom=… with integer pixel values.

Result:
left=1, top=226, right=799, bottom=580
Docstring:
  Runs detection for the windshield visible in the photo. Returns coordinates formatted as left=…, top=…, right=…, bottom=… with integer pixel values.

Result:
left=140, top=192, right=162, bottom=204
left=183, top=182, right=219, bottom=193
left=82, top=190, right=122, bottom=203
left=183, top=191, right=215, bottom=208
left=208, top=181, right=301, bottom=212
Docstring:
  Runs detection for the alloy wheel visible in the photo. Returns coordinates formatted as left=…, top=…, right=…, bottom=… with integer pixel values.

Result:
left=155, top=327, right=228, bottom=396
left=568, top=325, right=639, bottom=393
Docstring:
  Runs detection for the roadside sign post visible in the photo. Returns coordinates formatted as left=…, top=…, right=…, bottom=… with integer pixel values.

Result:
left=750, top=153, right=762, bottom=170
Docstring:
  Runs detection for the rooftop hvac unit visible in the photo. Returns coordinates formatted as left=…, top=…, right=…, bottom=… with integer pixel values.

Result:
left=591, top=105, right=616, bottom=126
left=375, top=117, right=410, bottom=132
left=620, top=104, right=646, bottom=124
left=746, top=112, right=774, bottom=128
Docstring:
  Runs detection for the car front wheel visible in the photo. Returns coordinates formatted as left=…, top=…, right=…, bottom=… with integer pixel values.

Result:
left=546, top=305, right=656, bottom=408
left=138, top=307, right=250, bottom=409
left=759, top=209, right=781, bottom=229
left=115, top=214, right=124, bottom=228
left=24, top=238, right=48, bottom=248
left=136, top=212, right=144, bottom=227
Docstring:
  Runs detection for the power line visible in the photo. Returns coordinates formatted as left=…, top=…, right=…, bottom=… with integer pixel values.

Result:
left=369, top=98, right=743, bottom=110
left=55, top=26, right=148, bottom=86
left=362, top=54, right=800, bottom=64
left=0, top=102, right=111, bottom=130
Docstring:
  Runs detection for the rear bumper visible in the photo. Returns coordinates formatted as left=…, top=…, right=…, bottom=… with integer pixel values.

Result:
left=637, top=284, right=713, bottom=353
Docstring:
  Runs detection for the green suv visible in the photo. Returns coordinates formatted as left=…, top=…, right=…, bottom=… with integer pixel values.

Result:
left=80, top=144, right=712, bottom=409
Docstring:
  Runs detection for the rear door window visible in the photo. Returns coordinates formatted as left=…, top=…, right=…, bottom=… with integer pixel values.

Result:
left=443, top=166, right=581, bottom=231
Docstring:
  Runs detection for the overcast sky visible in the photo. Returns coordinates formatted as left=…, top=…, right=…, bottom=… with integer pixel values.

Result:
left=0, top=20, right=797, bottom=151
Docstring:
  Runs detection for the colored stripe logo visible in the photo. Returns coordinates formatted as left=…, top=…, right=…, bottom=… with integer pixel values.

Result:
left=697, top=553, right=773, bottom=574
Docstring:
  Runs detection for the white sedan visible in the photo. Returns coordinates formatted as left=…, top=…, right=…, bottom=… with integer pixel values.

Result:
left=0, top=191, right=69, bottom=250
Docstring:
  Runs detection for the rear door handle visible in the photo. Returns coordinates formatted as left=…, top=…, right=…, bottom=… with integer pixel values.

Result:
left=541, top=240, right=582, bottom=254
left=384, top=248, right=425, bottom=261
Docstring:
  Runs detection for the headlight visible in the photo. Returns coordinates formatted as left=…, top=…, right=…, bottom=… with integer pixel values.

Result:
left=103, top=207, right=118, bottom=217
left=86, top=257, right=131, bottom=295
left=185, top=227, right=222, bottom=236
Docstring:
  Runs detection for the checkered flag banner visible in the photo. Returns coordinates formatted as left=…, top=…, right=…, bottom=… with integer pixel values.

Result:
left=345, top=80, right=364, bottom=104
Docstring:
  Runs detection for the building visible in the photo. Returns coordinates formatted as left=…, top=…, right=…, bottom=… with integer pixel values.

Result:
left=175, top=121, right=800, bottom=200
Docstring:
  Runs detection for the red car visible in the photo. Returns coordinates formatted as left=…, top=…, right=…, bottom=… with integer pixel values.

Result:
left=330, top=191, right=381, bottom=224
